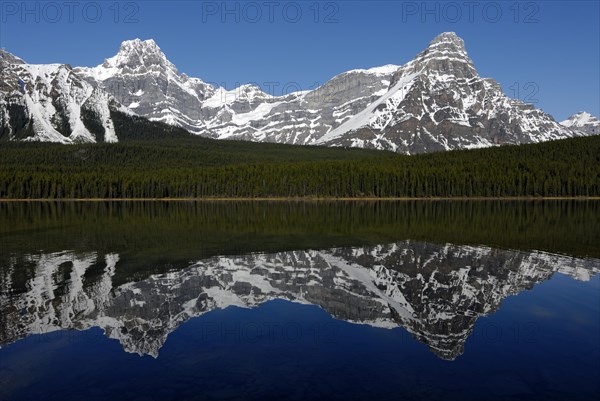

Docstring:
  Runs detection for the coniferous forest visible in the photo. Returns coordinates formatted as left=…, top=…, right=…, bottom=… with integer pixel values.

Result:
left=0, top=134, right=599, bottom=199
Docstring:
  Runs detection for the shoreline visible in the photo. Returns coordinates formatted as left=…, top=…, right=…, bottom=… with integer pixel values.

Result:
left=1, top=197, right=600, bottom=202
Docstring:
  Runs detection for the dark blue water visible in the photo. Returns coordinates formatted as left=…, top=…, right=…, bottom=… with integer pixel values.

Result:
left=1, top=275, right=599, bottom=401
left=1, top=201, right=599, bottom=401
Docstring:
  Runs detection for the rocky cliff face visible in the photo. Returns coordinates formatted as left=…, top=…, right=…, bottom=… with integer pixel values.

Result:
left=201, top=65, right=400, bottom=144
left=0, top=49, right=127, bottom=143
left=1, top=241, right=598, bottom=360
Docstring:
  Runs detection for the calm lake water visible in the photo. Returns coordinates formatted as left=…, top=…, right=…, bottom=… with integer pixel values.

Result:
left=1, top=201, right=599, bottom=401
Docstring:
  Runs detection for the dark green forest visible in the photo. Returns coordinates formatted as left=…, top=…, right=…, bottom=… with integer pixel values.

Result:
left=0, top=134, right=599, bottom=199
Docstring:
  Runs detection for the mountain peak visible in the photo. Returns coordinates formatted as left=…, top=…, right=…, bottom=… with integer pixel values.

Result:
left=119, top=38, right=160, bottom=52
left=102, top=38, right=172, bottom=71
left=560, top=111, right=599, bottom=135
left=425, top=31, right=468, bottom=56
left=574, top=111, right=593, bottom=118
left=397, top=32, right=475, bottom=79
left=429, top=32, right=464, bottom=46
left=561, top=111, right=598, bottom=125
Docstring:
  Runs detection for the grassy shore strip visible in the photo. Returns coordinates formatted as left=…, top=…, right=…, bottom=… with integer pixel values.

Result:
left=2, top=196, right=600, bottom=202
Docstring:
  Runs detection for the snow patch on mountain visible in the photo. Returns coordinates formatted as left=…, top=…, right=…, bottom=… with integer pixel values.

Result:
left=344, top=64, right=400, bottom=76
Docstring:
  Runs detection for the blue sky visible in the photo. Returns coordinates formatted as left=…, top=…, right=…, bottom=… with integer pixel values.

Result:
left=1, top=0, right=598, bottom=120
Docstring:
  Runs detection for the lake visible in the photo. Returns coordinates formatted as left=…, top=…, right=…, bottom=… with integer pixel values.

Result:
left=1, top=201, right=599, bottom=401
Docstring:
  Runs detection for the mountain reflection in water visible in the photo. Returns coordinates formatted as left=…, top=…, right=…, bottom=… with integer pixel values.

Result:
left=2, top=240, right=598, bottom=361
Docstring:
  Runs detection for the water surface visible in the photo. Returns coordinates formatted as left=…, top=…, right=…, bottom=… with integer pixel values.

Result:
left=1, top=201, right=599, bottom=400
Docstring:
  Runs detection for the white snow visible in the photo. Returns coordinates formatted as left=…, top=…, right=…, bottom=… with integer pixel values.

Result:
left=203, top=85, right=271, bottom=109
left=230, top=102, right=281, bottom=126
left=345, top=64, right=400, bottom=76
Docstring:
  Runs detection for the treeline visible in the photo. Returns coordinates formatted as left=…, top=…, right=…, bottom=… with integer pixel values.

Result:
left=0, top=135, right=599, bottom=198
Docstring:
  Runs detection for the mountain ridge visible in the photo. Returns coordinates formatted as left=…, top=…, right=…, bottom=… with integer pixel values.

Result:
left=1, top=33, right=598, bottom=153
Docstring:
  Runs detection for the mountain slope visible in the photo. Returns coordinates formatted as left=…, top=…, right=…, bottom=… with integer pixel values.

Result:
left=0, top=48, right=197, bottom=144
left=0, top=49, right=124, bottom=143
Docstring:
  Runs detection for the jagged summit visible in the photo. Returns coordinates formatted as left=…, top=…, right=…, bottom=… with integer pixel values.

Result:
left=429, top=31, right=465, bottom=47
left=399, top=31, right=475, bottom=79
left=117, top=38, right=163, bottom=58
left=110, top=39, right=167, bottom=65
left=425, top=31, right=470, bottom=63
left=99, top=38, right=175, bottom=75
left=121, top=38, right=159, bottom=49
left=71, top=38, right=184, bottom=85
left=561, top=111, right=598, bottom=126
left=71, top=38, right=217, bottom=132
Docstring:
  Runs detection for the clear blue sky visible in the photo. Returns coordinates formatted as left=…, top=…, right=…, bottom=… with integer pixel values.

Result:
left=1, top=0, right=598, bottom=120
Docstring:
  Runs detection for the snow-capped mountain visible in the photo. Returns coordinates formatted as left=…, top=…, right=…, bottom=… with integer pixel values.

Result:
left=72, top=32, right=588, bottom=152
left=0, top=49, right=125, bottom=143
left=74, top=39, right=399, bottom=144
left=317, top=32, right=581, bottom=152
left=1, top=33, right=595, bottom=151
left=560, top=111, right=599, bottom=136
left=74, top=39, right=217, bottom=134
left=1, top=241, right=598, bottom=360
